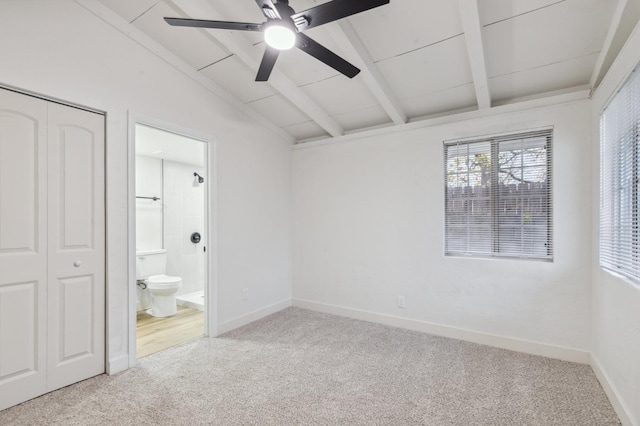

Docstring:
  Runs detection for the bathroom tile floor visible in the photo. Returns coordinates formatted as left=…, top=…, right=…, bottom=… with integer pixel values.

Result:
left=136, top=306, right=204, bottom=358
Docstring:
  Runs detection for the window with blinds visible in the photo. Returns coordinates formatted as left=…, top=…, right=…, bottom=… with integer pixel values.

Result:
left=444, top=129, right=553, bottom=260
left=600, top=67, right=640, bottom=282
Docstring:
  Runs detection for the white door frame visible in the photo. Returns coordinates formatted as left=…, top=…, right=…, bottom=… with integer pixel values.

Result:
left=127, top=112, right=218, bottom=367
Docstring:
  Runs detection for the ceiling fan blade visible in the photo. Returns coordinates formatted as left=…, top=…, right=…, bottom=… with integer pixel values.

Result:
left=254, top=0, right=281, bottom=19
left=291, top=0, right=389, bottom=31
left=256, top=47, right=280, bottom=82
left=296, top=33, right=360, bottom=78
left=164, top=18, right=263, bottom=32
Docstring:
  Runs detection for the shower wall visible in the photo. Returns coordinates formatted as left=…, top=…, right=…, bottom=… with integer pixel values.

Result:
left=135, top=155, right=205, bottom=297
left=163, top=160, right=206, bottom=297
left=135, top=155, right=163, bottom=250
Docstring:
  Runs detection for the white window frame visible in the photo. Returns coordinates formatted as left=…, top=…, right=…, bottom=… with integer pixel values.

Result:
left=444, top=129, right=553, bottom=261
left=600, top=66, right=640, bottom=283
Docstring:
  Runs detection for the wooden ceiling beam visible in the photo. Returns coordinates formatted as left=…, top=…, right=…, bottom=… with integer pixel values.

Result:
left=590, top=0, right=629, bottom=90
left=458, top=0, right=491, bottom=109
left=76, top=0, right=295, bottom=144
left=331, top=20, right=407, bottom=125
left=171, top=0, right=345, bottom=138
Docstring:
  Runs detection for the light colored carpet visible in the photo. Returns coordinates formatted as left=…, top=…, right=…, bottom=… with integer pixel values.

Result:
left=0, top=307, right=620, bottom=425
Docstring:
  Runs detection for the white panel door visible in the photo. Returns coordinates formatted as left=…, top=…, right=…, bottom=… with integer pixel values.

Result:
left=0, top=89, right=48, bottom=410
left=46, top=103, right=105, bottom=390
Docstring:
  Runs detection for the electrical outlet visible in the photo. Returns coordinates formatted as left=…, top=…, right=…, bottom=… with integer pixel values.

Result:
left=397, top=295, right=406, bottom=308
left=242, top=288, right=249, bottom=300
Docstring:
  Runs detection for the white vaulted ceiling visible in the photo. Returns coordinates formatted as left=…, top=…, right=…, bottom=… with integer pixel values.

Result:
left=98, top=0, right=639, bottom=144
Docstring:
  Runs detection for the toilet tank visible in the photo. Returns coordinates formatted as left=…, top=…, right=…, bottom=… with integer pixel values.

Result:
left=136, top=249, right=167, bottom=280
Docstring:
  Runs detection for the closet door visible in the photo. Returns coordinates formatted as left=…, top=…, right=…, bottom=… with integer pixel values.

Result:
left=46, top=102, right=105, bottom=390
left=0, top=89, right=48, bottom=410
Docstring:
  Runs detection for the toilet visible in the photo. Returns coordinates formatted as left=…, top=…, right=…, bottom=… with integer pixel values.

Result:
left=136, top=249, right=182, bottom=317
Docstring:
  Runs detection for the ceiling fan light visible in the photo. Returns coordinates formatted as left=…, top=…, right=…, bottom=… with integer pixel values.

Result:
left=264, top=25, right=296, bottom=50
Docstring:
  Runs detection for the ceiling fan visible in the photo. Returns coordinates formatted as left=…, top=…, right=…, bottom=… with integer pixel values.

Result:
left=164, top=0, right=390, bottom=82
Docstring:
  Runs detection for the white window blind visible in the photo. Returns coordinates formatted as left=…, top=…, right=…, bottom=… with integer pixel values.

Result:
left=600, top=67, right=640, bottom=282
left=444, top=129, right=553, bottom=260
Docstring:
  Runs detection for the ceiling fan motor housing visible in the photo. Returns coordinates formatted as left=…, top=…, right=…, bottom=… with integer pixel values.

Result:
left=274, top=1, right=295, bottom=21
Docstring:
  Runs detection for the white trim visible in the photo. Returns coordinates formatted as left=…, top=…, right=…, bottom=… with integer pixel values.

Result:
left=205, top=137, right=219, bottom=337
left=217, top=299, right=292, bottom=335
left=0, top=83, right=104, bottom=115
left=106, top=354, right=130, bottom=376
left=493, top=84, right=590, bottom=107
left=590, top=354, right=637, bottom=426
left=127, top=112, right=218, bottom=366
left=293, top=89, right=590, bottom=150
left=127, top=113, right=137, bottom=369
left=293, top=299, right=589, bottom=364
left=443, top=125, right=554, bottom=145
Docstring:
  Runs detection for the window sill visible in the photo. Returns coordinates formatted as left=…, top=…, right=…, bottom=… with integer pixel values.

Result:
left=600, top=266, right=640, bottom=290
left=445, top=253, right=553, bottom=263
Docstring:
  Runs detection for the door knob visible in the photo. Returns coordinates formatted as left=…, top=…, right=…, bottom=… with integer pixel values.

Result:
left=73, top=260, right=82, bottom=267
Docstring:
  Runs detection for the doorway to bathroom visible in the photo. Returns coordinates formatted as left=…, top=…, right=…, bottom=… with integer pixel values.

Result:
left=132, top=122, right=212, bottom=359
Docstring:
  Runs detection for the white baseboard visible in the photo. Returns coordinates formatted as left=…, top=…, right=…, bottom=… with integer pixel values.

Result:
left=217, top=298, right=292, bottom=335
left=106, top=354, right=130, bottom=375
left=590, top=354, right=636, bottom=426
left=293, top=298, right=589, bottom=364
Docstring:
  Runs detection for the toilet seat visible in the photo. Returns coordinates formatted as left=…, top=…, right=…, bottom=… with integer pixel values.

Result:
left=147, top=274, right=182, bottom=289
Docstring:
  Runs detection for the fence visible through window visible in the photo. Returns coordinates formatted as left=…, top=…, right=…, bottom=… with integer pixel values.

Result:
left=444, top=129, right=553, bottom=260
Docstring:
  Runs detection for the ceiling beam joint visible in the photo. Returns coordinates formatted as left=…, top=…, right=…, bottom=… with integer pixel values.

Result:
left=589, top=0, right=629, bottom=92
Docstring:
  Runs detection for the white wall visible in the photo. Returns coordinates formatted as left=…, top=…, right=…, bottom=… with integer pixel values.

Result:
left=590, top=19, right=640, bottom=426
left=292, top=100, right=592, bottom=354
left=0, top=0, right=292, bottom=371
